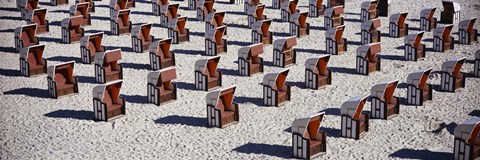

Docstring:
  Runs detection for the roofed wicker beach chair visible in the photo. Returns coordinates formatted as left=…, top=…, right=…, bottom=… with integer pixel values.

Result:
left=273, top=36, right=297, bottom=67
left=280, top=0, right=299, bottom=22
left=93, top=80, right=125, bottom=121
left=94, top=49, right=123, bottom=84
left=238, top=43, right=264, bottom=76
left=340, top=95, right=369, bottom=139
left=195, top=56, right=222, bottom=91
left=149, top=38, right=176, bottom=70
left=147, top=68, right=177, bottom=106
left=406, top=68, right=432, bottom=106
left=263, top=69, right=291, bottom=106
left=289, top=12, right=310, bottom=37
left=69, top=2, right=92, bottom=26
left=325, top=25, right=346, bottom=55
left=453, top=117, right=480, bottom=160
left=247, top=4, right=267, bottom=28
left=110, top=9, right=132, bottom=36
left=206, top=86, right=239, bottom=128
left=361, top=18, right=381, bottom=45
left=19, top=44, right=47, bottom=77
left=76, top=0, right=95, bottom=12
left=324, top=6, right=344, bottom=30
left=389, top=12, right=409, bottom=38
left=440, top=1, right=460, bottom=24
left=356, top=43, right=381, bottom=75
left=419, top=8, right=437, bottom=31
left=458, top=18, right=478, bottom=45
left=61, top=16, right=85, bottom=44
left=440, top=58, right=466, bottom=92
left=47, top=61, right=79, bottom=98
left=370, top=80, right=399, bottom=119
left=131, top=23, right=155, bottom=53
left=206, top=11, right=227, bottom=34
left=251, top=19, right=273, bottom=45
left=205, top=26, right=227, bottom=56
left=168, top=16, right=190, bottom=44
left=404, top=31, right=425, bottom=61
left=14, top=24, right=39, bottom=52
left=308, top=0, right=324, bottom=17
left=475, top=50, right=480, bottom=78
left=152, top=0, right=168, bottom=16
left=433, top=25, right=454, bottom=52
left=377, top=0, right=389, bottom=17
left=197, top=0, right=215, bottom=21
left=291, top=112, right=327, bottom=159
left=80, top=32, right=106, bottom=64
left=19, top=0, right=39, bottom=20
left=160, top=3, right=180, bottom=28
left=360, top=0, right=378, bottom=22
left=26, top=8, right=49, bottom=34
left=304, top=55, right=331, bottom=89
left=244, top=0, right=261, bottom=14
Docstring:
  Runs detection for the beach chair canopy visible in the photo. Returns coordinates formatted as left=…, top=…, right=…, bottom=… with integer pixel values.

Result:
left=304, top=55, right=330, bottom=75
left=441, top=57, right=466, bottom=76
left=420, top=8, right=436, bottom=20
left=252, top=19, right=272, bottom=35
left=147, top=67, right=177, bottom=86
left=168, top=16, right=188, bottom=31
left=361, top=0, right=377, bottom=10
left=131, top=23, right=153, bottom=39
left=340, top=95, right=368, bottom=119
left=459, top=18, right=476, bottom=32
left=389, top=12, right=408, bottom=25
left=205, top=26, right=226, bottom=42
left=325, top=6, right=343, bottom=18
left=109, top=0, right=127, bottom=9
left=361, top=18, right=381, bottom=31
left=442, top=1, right=461, bottom=12
left=47, top=61, right=75, bottom=78
left=238, top=43, right=263, bottom=60
left=289, top=12, right=308, bottom=27
left=433, top=25, right=453, bottom=39
left=155, top=0, right=169, bottom=6
left=80, top=32, right=104, bottom=49
left=95, top=49, right=122, bottom=66
left=206, top=11, right=225, bottom=26
left=206, top=86, right=236, bottom=108
left=27, top=8, right=47, bottom=24
left=92, top=80, right=123, bottom=101
left=291, top=112, right=325, bottom=139
left=371, top=80, right=399, bottom=100
left=273, top=36, right=297, bottom=51
left=20, top=0, right=39, bottom=10
left=281, top=0, right=298, bottom=11
left=247, top=4, right=265, bottom=18
left=263, top=69, right=289, bottom=90
left=61, top=15, right=84, bottom=28
left=149, top=38, right=172, bottom=57
left=406, top=68, right=432, bottom=88
left=325, top=25, right=345, bottom=40
left=195, top=56, right=221, bottom=75
left=14, top=24, right=37, bottom=39
left=20, top=44, right=45, bottom=62
left=404, top=31, right=424, bottom=47
left=356, top=42, right=381, bottom=58
left=70, top=2, right=89, bottom=16
left=110, top=9, right=131, bottom=21
left=454, top=117, right=480, bottom=143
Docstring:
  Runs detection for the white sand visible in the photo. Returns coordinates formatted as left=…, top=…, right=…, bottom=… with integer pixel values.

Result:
left=1, top=0, right=479, bottom=159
